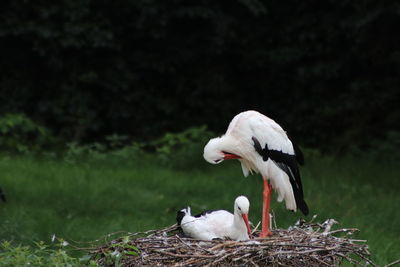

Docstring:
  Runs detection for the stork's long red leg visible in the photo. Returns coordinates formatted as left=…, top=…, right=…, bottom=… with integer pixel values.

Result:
left=260, top=178, right=272, bottom=237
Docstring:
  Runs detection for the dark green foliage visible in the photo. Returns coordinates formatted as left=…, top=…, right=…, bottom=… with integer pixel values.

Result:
left=0, top=240, right=94, bottom=267
left=148, top=126, right=214, bottom=168
left=0, top=113, right=55, bottom=153
left=0, top=0, right=398, bottom=151
left=60, top=126, right=213, bottom=169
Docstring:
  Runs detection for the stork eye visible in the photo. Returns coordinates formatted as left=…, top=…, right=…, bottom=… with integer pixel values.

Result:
left=238, top=207, right=241, bottom=211
left=214, top=159, right=222, bottom=163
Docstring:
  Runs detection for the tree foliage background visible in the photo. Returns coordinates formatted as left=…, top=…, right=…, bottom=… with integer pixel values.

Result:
left=1, top=0, right=399, bottom=152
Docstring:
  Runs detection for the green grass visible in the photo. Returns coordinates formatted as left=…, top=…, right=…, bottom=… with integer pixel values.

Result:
left=0, top=151, right=399, bottom=265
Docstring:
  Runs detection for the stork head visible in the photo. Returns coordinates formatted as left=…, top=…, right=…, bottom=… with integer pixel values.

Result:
left=234, top=195, right=250, bottom=215
left=234, top=195, right=252, bottom=239
left=203, top=137, right=241, bottom=164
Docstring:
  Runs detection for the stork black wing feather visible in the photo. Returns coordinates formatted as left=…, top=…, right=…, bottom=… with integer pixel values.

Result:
left=272, top=161, right=308, bottom=215
left=194, top=210, right=218, bottom=218
left=252, top=137, right=265, bottom=159
left=252, top=137, right=309, bottom=215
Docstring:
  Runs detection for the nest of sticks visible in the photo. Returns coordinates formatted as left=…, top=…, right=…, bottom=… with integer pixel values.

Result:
left=89, top=217, right=376, bottom=266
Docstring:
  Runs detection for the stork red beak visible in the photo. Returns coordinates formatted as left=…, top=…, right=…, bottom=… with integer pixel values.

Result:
left=223, top=152, right=241, bottom=160
left=242, top=214, right=253, bottom=239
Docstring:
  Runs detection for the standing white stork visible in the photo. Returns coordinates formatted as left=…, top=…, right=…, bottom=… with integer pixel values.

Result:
left=176, top=196, right=252, bottom=241
left=203, top=110, right=308, bottom=237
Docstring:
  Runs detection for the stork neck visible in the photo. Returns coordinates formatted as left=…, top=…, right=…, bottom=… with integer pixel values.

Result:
left=219, top=135, right=241, bottom=155
left=233, top=213, right=247, bottom=233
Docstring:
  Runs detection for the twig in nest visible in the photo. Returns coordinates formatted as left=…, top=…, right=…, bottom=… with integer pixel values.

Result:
left=385, top=259, right=400, bottom=267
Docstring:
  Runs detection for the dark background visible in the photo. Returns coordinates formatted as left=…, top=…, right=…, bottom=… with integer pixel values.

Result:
left=1, top=0, right=399, bottom=152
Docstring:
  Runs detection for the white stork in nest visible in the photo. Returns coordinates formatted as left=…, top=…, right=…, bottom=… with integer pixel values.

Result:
left=176, top=196, right=252, bottom=241
left=203, top=110, right=308, bottom=237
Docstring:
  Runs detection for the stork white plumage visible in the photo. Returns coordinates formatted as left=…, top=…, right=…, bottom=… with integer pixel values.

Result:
left=203, top=110, right=308, bottom=238
left=176, top=196, right=252, bottom=241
